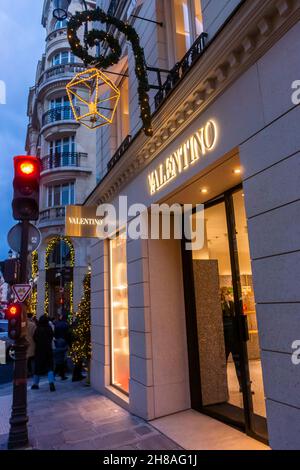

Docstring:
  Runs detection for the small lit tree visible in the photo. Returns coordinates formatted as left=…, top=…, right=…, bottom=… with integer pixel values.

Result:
left=70, top=272, right=91, bottom=382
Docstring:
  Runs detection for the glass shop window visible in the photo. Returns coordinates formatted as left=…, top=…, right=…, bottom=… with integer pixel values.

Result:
left=109, top=233, right=130, bottom=394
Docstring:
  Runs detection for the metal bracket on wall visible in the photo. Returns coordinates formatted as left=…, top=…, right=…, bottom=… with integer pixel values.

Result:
left=130, top=15, right=164, bottom=27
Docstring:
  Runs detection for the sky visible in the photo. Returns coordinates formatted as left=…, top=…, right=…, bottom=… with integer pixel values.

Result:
left=0, top=0, right=45, bottom=260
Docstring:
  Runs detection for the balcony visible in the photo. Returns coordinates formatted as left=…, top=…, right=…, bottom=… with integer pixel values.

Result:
left=42, top=105, right=80, bottom=130
left=37, top=63, right=86, bottom=90
left=45, top=27, right=67, bottom=45
left=154, top=33, right=208, bottom=109
left=41, top=152, right=88, bottom=172
left=39, top=207, right=66, bottom=226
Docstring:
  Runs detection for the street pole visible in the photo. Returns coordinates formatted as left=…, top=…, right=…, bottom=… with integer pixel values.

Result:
left=7, top=220, right=29, bottom=449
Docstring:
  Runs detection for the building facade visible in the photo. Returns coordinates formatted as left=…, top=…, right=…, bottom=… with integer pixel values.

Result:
left=26, top=0, right=97, bottom=318
left=85, top=0, right=299, bottom=450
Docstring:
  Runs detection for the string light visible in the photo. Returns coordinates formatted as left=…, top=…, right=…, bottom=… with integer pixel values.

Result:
left=27, top=251, right=38, bottom=317
left=66, top=68, right=121, bottom=130
left=45, top=237, right=75, bottom=316
left=70, top=272, right=91, bottom=365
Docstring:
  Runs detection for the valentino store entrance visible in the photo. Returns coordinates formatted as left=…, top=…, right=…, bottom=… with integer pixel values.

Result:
left=182, top=185, right=268, bottom=443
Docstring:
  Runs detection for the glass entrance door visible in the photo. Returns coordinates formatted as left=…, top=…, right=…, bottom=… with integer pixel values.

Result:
left=232, top=189, right=267, bottom=439
left=183, top=186, right=267, bottom=441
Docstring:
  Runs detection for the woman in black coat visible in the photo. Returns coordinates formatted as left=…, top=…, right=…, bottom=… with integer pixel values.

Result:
left=32, top=315, right=56, bottom=392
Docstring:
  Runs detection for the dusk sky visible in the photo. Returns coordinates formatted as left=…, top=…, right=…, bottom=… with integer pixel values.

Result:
left=0, top=1, right=44, bottom=259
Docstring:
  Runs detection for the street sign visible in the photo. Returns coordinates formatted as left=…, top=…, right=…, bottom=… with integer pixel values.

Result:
left=12, top=285, right=32, bottom=303
left=7, top=223, right=41, bottom=253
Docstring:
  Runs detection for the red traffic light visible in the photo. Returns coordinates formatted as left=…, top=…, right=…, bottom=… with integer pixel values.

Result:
left=20, top=162, right=35, bottom=175
left=6, top=303, right=23, bottom=340
left=6, top=303, right=22, bottom=319
left=14, top=156, right=40, bottom=178
left=12, top=156, right=40, bottom=221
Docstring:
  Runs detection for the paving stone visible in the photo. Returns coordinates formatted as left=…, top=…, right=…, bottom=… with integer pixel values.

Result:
left=54, top=440, right=97, bottom=450
left=0, top=381, right=181, bottom=451
left=119, top=445, right=140, bottom=450
left=35, top=431, right=65, bottom=450
left=136, top=435, right=182, bottom=451
left=93, top=429, right=139, bottom=450
left=93, top=416, right=141, bottom=435
left=135, top=425, right=155, bottom=437
left=31, top=422, right=64, bottom=436
left=63, top=426, right=98, bottom=443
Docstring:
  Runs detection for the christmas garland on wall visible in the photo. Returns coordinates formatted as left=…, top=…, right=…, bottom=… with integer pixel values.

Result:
left=67, top=8, right=153, bottom=136
left=27, top=251, right=38, bottom=317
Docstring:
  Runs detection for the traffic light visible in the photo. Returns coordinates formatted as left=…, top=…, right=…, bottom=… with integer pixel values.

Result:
left=12, top=156, right=40, bottom=221
left=2, top=259, right=20, bottom=285
left=6, top=303, right=23, bottom=340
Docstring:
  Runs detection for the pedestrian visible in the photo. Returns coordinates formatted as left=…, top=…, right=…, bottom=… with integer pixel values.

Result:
left=26, top=313, right=36, bottom=378
left=54, top=337, right=68, bottom=380
left=31, top=315, right=56, bottom=392
left=54, top=313, right=71, bottom=345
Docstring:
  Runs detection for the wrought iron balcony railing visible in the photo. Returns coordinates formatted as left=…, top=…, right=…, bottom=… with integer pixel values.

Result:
left=154, top=32, right=208, bottom=109
left=41, top=152, right=88, bottom=171
left=37, top=63, right=86, bottom=88
left=39, top=207, right=66, bottom=221
left=107, top=135, right=132, bottom=172
left=42, top=106, right=79, bottom=126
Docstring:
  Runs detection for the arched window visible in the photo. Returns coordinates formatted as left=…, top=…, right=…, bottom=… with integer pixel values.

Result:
left=49, top=240, right=72, bottom=267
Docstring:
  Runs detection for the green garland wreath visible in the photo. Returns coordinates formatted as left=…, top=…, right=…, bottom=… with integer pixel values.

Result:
left=67, top=8, right=153, bottom=136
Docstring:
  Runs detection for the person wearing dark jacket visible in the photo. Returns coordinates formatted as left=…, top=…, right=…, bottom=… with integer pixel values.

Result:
left=54, top=314, right=71, bottom=345
left=31, top=315, right=56, bottom=392
left=54, top=337, right=68, bottom=380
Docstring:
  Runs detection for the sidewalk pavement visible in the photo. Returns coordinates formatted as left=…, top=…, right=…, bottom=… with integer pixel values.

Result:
left=0, top=379, right=182, bottom=451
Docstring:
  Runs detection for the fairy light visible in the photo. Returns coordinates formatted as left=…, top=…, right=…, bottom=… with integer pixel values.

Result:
left=45, top=237, right=75, bottom=316
left=70, top=272, right=91, bottom=365
left=66, top=68, right=121, bottom=130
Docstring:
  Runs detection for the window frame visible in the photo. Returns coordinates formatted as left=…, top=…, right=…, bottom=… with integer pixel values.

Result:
left=47, top=182, right=75, bottom=208
left=169, top=0, right=204, bottom=62
left=51, top=51, right=75, bottom=67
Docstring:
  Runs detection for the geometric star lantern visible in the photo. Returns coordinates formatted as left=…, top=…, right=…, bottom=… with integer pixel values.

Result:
left=66, top=68, right=121, bottom=130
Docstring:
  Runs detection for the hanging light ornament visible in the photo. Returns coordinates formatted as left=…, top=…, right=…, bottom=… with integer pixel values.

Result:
left=66, top=68, right=121, bottom=130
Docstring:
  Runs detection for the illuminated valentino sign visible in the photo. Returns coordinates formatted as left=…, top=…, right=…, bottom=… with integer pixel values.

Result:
left=65, top=206, right=103, bottom=238
left=148, top=120, right=218, bottom=195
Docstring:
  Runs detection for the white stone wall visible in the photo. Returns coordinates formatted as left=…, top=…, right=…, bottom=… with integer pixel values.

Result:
left=239, top=21, right=300, bottom=449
